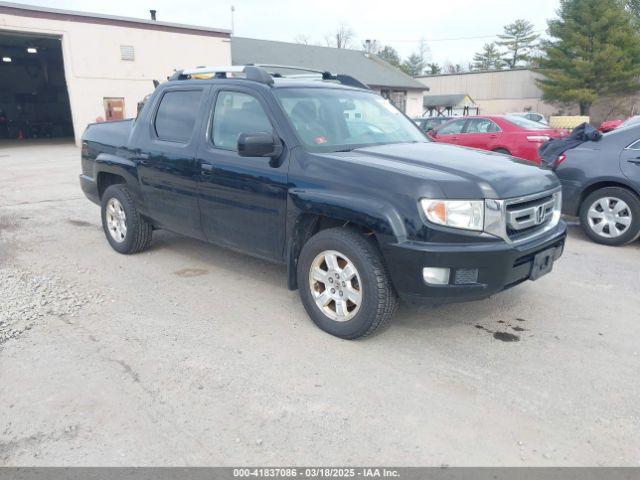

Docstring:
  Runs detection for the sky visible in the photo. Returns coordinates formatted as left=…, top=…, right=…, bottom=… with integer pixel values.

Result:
left=13, top=0, right=561, bottom=66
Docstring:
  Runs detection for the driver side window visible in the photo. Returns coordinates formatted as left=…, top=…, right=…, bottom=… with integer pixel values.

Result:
left=212, top=91, right=273, bottom=150
left=438, top=119, right=465, bottom=135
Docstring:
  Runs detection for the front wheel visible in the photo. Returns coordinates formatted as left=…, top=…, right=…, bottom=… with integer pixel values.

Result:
left=297, top=228, right=398, bottom=339
left=579, top=187, right=640, bottom=246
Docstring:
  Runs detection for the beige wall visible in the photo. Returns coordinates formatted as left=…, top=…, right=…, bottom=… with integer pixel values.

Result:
left=0, top=12, right=231, bottom=143
left=417, top=69, right=572, bottom=117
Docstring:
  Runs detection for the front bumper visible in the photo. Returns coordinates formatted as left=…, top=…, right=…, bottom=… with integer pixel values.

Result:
left=382, top=221, right=567, bottom=305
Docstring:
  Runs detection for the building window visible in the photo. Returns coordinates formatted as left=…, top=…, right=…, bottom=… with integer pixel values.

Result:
left=120, top=45, right=135, bottom=61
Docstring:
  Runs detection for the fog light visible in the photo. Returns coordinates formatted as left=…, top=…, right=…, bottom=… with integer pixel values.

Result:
left=422, top=267, right=450, bottom=285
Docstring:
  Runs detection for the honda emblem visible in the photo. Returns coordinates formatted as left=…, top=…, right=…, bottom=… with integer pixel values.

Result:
left=536, top=205, right=546, bottom=224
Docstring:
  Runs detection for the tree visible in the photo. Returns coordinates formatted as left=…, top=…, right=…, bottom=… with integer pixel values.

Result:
left=472, top=42, right=504, bottom=71
left=376, top=45, right=401, bottom=68
left=362, top=39, right=381, bottom=54
left=426, top=62, right=441, bottom=75
left=294, top=34, right=312, bottom=45
left=400, top=38, right=430, bottom=76
left=497, top=19, right=539, bottom=68
left=325, top=24, right=354, bottom=49
left=625, top=0, right=640, bottom=18
left=537, top=0, right=640, bottom=115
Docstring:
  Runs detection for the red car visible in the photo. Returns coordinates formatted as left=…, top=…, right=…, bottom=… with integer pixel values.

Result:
left=598, top=119, right=624, bottom=133
left=428, top=115, right=568, bottom=164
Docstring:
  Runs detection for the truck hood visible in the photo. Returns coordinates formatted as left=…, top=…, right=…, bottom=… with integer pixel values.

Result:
left=319, top=142, right=559, bottom=199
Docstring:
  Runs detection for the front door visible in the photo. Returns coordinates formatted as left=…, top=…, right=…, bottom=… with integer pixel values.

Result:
left=196, top=88, right=289, bottom=261
left=432, top=118, right=466, bottom=144
left=135, top=87, right=207, bottom=239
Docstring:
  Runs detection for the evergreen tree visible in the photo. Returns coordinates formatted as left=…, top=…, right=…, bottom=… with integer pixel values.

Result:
left=538, top=0, right=640, bottom=115
left=472, top=42, right=504, bottom=71
left=377, top=45, right=402, bottom=68
left=401, top=53, right=426, bottom=76
left=497, top=19, right=539, bottom=68
left=426, top=63, right=442, bottom=75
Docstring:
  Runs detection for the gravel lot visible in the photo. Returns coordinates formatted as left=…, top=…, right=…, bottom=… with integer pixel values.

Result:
left=1, top=140, right=639, bottom=466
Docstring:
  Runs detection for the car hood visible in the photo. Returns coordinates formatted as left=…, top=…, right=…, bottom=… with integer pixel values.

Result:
left=318, top=142, right=559, bottom=199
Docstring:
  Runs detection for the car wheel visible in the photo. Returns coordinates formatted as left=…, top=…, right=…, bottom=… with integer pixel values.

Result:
left=493, top=148, right=511, bottom=155
left=101, top=184, right=153, bottom=254
left=297, top=227, right=398, bottom=339
left=579, top=187, right=640, bottom=246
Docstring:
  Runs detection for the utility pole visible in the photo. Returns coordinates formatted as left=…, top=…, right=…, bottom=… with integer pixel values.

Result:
left=230, top=6, right=235, bottom=35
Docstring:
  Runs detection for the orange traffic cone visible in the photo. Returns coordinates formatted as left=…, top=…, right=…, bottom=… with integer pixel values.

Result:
left=17, top=129, right=24, bottom=140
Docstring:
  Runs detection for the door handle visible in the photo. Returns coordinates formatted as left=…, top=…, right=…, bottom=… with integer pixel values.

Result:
left=201, top=163, right=214, bottom=174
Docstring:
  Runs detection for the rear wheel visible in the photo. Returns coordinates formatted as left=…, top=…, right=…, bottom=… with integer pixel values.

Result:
left=297, top=228, right=398, bottom=339
left=579, top=187, right=640, bottom=246
left=101, top=184, right=153, bottom=254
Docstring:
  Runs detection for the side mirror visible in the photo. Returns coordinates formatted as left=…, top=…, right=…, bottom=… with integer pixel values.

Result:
left=238, top=133, right=282, bottom=159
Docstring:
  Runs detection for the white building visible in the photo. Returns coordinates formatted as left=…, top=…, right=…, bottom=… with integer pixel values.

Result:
left=0, top=2, right=231, bottom=143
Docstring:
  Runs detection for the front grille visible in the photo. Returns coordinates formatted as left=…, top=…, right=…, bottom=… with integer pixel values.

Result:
left=505, top=193, right=556, bottom=240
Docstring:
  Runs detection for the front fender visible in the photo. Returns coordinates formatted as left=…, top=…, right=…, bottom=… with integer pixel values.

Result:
left=284, top=189, right=407, bottom=290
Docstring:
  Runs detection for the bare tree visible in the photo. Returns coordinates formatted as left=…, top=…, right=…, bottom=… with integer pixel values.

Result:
left=325, top=24, right=355, bottom=49
left=294, top=34, right=312, bottom=45
left=362, top=39, right=381, bottom=54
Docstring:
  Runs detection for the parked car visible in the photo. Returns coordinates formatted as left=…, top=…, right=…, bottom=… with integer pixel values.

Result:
left=598, top=119, right=624, bottom=133
left=508, top=112, right=548, bottom=125
left=552, top=125, right=640, bottom=246
left=80, top=65, right=566, bottom=339
left=413, top=116, right=452, bottom=133
left=429, top=115, right=568, bottom=164
left=618, top=115, right=640, bottom=130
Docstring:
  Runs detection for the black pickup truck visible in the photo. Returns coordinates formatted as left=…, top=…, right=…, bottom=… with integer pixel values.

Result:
left=80, top=65, right=566, bottom=339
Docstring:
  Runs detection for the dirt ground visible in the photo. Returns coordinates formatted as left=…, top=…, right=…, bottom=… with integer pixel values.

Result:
left=1, top=140, right=639, bottom=466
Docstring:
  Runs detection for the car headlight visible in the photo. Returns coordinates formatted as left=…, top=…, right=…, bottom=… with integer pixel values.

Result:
left=420, top=199, right=484, bottom=231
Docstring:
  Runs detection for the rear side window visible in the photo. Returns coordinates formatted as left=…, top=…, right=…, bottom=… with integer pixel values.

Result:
left=465, top=118, right=500, bottom=134
left=154, top=90, right=202, bottom=142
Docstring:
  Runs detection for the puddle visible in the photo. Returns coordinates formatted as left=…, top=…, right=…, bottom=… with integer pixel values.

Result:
left=493, top=331, right=520, bottom=342
left=67, top=219, right=95, bottom=228
left=511, top=326, right=527, bottom=332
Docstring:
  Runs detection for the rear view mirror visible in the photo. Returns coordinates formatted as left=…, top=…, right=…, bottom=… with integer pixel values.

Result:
left=238, top=133, right=282, bottom=159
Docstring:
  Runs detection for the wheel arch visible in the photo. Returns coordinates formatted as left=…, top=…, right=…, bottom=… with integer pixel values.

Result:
left=285, top=191, right=407, bottom=290
left=579, top=179, right=640, bottom=212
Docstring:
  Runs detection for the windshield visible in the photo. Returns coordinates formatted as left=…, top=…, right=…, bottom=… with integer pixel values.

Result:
left=619, top=116, right=640, bottom=129
left=503, top=115, right=548, bottom=130
left=274, top=88, right=428, bottom=152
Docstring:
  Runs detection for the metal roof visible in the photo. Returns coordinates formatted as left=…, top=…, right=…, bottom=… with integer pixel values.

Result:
left=0, top=1, right=231, bottom=35
left=231, top=37, right=427, bottom=90
left=423, top=94, right=475, bottom=108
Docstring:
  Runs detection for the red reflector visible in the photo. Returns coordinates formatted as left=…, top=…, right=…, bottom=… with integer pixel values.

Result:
left=555, top=154, right=567, bottom=167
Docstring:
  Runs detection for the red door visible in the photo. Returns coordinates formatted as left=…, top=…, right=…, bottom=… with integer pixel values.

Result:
left=459, top=117, right=501, bottom=151
left=431, top=118, right=466, bottom=145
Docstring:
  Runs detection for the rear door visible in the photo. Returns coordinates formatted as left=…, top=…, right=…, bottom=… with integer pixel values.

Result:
left=620, top=138, right=640, bottom=190
left=135, top=86, right=208, bottom=239
left=196, top=87, right=289, bottom=261
left=459, top=117, right=501, bottom=150
left=432, top=118, right=466, bottom=144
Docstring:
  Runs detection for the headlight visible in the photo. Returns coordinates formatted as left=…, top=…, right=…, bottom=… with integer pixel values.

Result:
left=420, top=199, right=484, bottom=231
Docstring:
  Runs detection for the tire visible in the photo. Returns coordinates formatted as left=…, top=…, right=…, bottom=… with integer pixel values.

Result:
left=579, top=187, right=640, bottom=246
left=297, top=227, right=398, bottom=340
left=493, top=148, right=511, bottom=155
left=101, top=184, right=153, bottom=254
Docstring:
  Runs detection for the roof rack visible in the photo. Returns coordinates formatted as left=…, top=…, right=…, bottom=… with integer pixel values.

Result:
left=168, top=64, right=369, bottom=90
